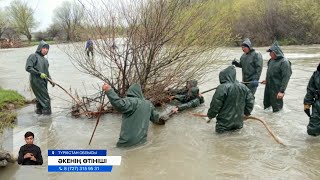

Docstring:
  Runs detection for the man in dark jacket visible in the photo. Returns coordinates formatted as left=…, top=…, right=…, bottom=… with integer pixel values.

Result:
left=262, top=41, right=292, bottom=112
left=18, top=131, right=43, bottom=165
left=207, top=66, right=254, bottom=133
left=232, top=38, right=263, bottom=95
left=102, top=83, right=165, bottom=147
left=85, top=38, right=94, bottom=57
left=169, top=80, right=204, bottom=113
left=25, top=40, right=54, bottom=115
left=304, top=63, right=320, bottom=136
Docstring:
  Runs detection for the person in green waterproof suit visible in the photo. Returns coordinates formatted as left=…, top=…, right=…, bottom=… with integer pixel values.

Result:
left=262, top=41, right=292, bottom=112
left=25, top=41, right=54, bottom=115
left=207, top=66, right=254, bottom=134
left=102, top=83, right=165, bottom=148
left=304, top=63, right=320, bottom=136
left=168, top=80, right=204, bottom=113
left=232, top=38, right=263, bottom=95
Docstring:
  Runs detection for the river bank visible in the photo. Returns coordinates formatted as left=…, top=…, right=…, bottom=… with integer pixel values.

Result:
left=0, top=88, right=26, bottom=133
left=0, top=88, right=27, bottom=167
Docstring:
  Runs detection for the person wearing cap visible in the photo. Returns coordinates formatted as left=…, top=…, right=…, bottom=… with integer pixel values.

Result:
left=261, top=41, right=292, bottom=112
left=232, top=38, right=263, bottom=95
left=25, top=40, right=54, bottom=115
left=304, top=63, right=320, bottom=136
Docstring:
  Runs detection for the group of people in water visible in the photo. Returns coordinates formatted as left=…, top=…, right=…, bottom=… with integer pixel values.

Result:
left=24, top=38, right=320, bottom=149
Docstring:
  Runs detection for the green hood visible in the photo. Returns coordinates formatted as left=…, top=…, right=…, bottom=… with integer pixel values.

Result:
left=126, top=83, right=144, bottom=99
left=219, top=66, right=236, bottom=84
left=36, top=40, right=49, bottom=55
left=267, top=41, right=284, bottom=59
left=187, top=80, right=198, bottom=88
left=242, top=38, right=252, bottom=49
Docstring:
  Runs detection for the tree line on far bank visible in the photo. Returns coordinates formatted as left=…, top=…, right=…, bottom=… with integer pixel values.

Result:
left=0, top=0, right=320, bottom=48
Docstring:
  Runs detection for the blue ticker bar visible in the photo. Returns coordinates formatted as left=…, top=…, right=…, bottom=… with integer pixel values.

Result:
left=48, top=165, right=113, bottom=172
left=48, top=150, right=107, bottom=156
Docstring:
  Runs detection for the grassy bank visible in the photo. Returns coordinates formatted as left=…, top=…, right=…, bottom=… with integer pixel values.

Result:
left=0, top=88, right=25, bottom=133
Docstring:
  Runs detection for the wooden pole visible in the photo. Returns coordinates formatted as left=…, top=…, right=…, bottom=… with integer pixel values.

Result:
left=88, top=93, right=106, bottom=145
left=46, top=78, right=86, bottom=112
left=201, top=87, right=217, bottom=94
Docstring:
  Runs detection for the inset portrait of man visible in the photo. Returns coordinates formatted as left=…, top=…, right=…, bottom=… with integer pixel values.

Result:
left=17, top=131, right=43, bottom=165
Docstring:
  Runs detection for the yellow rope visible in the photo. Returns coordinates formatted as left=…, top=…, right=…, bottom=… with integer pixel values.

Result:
left=244, top=116, right=285, bottom=146
left=190, top=113, right=285, bottom=146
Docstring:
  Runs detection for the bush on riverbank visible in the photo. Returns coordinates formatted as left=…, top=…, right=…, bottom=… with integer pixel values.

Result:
left=0, top=88, right=25, bottom=133
left=216, top=0, right=320, bottom=46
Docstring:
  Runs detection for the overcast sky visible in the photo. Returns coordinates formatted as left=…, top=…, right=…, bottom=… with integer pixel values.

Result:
left=0, top=0, right=70, bottom=31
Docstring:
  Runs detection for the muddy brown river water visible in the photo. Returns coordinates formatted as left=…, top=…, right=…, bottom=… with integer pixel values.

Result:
left=0, top=44, right=319, bottom=180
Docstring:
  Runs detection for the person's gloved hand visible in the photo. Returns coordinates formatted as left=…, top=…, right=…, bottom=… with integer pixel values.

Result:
left=51, top=82, right=55, bottom=87
left=304, top=104, right=311, bottom=117
left=251, top=80, right=259, bottom=87
left=232, top=59, right=240, bottom=67
left=40, top=73, right=47, bottom=79
left=232, top=59, right=237, bottom=65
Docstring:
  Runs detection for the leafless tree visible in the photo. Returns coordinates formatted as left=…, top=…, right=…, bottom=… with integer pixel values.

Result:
left=64, top=0, right=233, bottom=104
left=53, top=1, right=84, bottom=41
left=7, top=0, right=37, bottom=42
left=0, top=9, right=10, bottom=38
left=2, top=28, right=19, bottom=40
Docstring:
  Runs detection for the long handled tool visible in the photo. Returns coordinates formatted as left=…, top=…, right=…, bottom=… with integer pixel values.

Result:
left=201, top=87, right=217, bottom=94
left=46, top=78, right=86, bottom=112
left=167, top=81, right=262, bottom=120
left=190, top=113, right=211, bottom=123
left=241, top=81, right=263, bottom=84
left=191, top=113, right=284, bottom=145
left=200, top=81, right=263, bottom=95
left=163, top=86, right=218, bottom=121
left=88, top=93, right=106, bottom=145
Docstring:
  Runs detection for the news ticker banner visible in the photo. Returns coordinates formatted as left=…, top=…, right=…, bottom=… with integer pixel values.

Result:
left=48, top=150, right=121, bottom=172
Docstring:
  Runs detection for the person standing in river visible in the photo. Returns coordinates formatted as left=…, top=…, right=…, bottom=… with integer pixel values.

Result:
left=232, top=38, right=263, bottom=96
left=85, top=38, right=94, bottom=57
left=207, top=66, right=255, bottom=133
left=262, top=41, right=292, bottom=112
left=102, top=83, right=165, bottom=147
left=304, top=63, right=320, bottom=136
left=25, top=40, right=54, bottom=115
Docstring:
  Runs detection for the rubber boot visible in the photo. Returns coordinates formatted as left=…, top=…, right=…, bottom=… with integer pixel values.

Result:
left=35, top=101, right=42, bottom=115
left=42, top=109, right=52, bottom=115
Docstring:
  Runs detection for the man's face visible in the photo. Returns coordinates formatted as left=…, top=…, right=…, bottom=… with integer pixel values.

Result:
left=269, top=51, right=277, bottom=60
left=241, top=46, right=250, bottom=54
left=41, top=47, right=49, bottom=56
left=25, top=136, right=34, bottom=144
